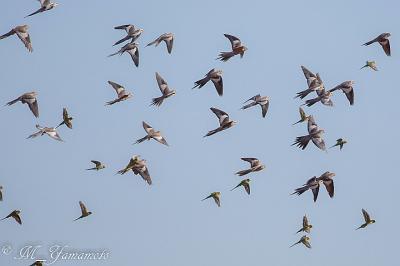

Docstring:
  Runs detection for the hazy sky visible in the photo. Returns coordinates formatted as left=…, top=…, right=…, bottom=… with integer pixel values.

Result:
left=1, top=0, right=399, bottom=265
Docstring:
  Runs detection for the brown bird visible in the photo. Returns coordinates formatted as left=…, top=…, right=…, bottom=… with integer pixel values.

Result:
left=290, top=235, right=311, bottom=249
left=25, top=0, right=59, bottom=18
left=27, top=125, right=63, bottom=141
left=356, top=209, right=376, bottom=230
left=56, top=108, right=73, bottom=129
left=6, top=91, right=39, bottom=117
left=235, top=158, right=265, bottom=176
left=146, top=33, right=174, bottom=54
left=329, top=81, right=355, bottom=105
left=202, top=192, right=221, bottom=207
left=193, top=69, right=223, bottom=96
left=74, top=201, right=92, bottom=221
left=204, top=108, right=237, bottom=137
left=231, top=179, right=251, bottom=195
left=292, top=172, right=335, bottom=202
left=1, top=210, right=22, bottom=225
left=241, top=94, right=270, bottom=118
left=363, top=33, right=391, bottom=56
left=113, top=24, right=144, bottom=46
left=292, top=115, right=326, bottom=151
left=0, top=25, right=32, bottom=52
left=30, top=261, right=45, bottom=266
left=217, top=34, right=247, bottom=61
left=295, top=66, right=324, bottom=99
left=296, top=215, right=313, bottom=234
left=151, top=72, right=176, bottom=107
left=105, top=81, right=132, bottom=105
left=0, top=185, right=3, bottom=201
left=134, top=121, right=169, bottom=146
left=117, top=156, right=152, bottom=185
left=108, top=42, right=139, bottom=67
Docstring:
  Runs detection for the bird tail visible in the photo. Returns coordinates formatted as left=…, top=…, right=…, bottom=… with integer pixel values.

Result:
left=25, top=9, right=42, bottom=18
left=291, top=185, right=309, bottom=196
left=241, top=102, right=257, bottom=110
left=363, top=40, right=375, bottom=46
left=201, top=195, right=212, bottom=201
left=134, top=136, right=148, bottom=145
left=108, top=51, right=121, bottom=57
left=295, top=89, right=312, bottom=99
left=113, top=36, right=131, bottom=46
left=292, top=119, right=302, bottom=126
left=230, top=185, right=240, bottom=191
left=235, top=169, right=252, bottom=176
left=55, top=121, right=64, bottom=129
left=204, top=128, right=221, bottom=137
left=193, top=77, right=210, bottom=89
left=290, top=241, right=300, bottom=248
left=146, top=40, right=158, bottom=47
left=5, top=98, right=19, bottom=106
left=304, top=97, right=320, bottom=107
left=292, top=135, right=311, bottom=150
left=86, top=168, right=96, bottom=171
left=360, top=64, right=368, bottom=70
left=217, top=51, right=235, bottom=62
left=151, top=96, right=164, bottom=107
left=329, top=144, right=338, bottom=149
left=295, top=228, right=303, bottom=234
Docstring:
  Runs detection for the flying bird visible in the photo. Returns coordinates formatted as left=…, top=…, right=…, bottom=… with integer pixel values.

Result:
left=329, top=81, right=355, bottom=105
left=108, top=42, right=139, bottom=67
left=117, top=156, right=152, bottom=185
left=241, top=94, right=270, bottom=118
left=27, top=125, right=63, bottom=142
left=235, top=158, right=265, bottom=176
left=292, top=115, right=326, bottom=151
left=193, top=69, right=223, bottom=96
left=330, top=138, right=347, bottom=150
left=0, top=25, right=32, bottom=52
left=1, top=210, right=22, bottom=225
left=74, top=201, right=92, bottom=221
left=151, top=72, right=176, bottom=107
left=217, top=34, right=247, bottom=61
left=56, top=108, right=73, bottom=129
left=296, top=215, right=313, bottom=234
left=361, top=61, right=378, bottom=71
left=113, top=24, right=143, bottom=46
left=204, top=108, right=237, bottom=137
left=30, top=261, right=45, bottom=266
left=292, top=107, right=310, bottom=125
left=231, top=179, right=251, bottom=195
left=146, top=33, right=174, bottom=54
left=295, top=66, right=324, bottom=99
left=86, top=160, right=105, bottom=171
left=290, top=235, right=311, bottom=249
left=303, top=89, right=333, bottom=107
left=363, top=33, right=391, bottom=56
left=134, top=121, right=169, bottom=146
left=356, top=209, right=376, bottom=230
left=6, top=91, right=39, bottom=117
left=25, top=0, right=59, bottom=18
left=105, top=81, right=132, bottom=105
left=202, top=192, right=221, bottom=207
left=292, top=171, right=335, bottom=202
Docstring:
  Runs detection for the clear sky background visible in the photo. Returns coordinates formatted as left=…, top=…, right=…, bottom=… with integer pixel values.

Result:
left=1, top=0, right=399, bottom=265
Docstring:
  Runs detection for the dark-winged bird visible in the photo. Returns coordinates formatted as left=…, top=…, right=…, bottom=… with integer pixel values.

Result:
left=363, top=33, right=391, bottom=56
left=217, top=34, right=247, bottom=61
left=0, top=25, right=33, bottom=52
left=193, top=69, right=223, bottom=96
left=6, top=91, right=39, bottom=117
left=292, top=115, right=326, bottom=151
left=204, top=108, right=237, bottom=137
left=241, top=94, right=270, bottom=118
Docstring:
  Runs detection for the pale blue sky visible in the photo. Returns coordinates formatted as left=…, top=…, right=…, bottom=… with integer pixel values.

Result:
left=1, top=0, right=399, bottom=265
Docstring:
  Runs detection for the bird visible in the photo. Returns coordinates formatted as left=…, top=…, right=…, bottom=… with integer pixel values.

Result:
left=241, top=94, right=270, bottom=118
left=0, top=186, right=2, bottom=201
left=1, top=210, right=22, bottom=225
left=363, top=33, right=391, bottom=56
left=27, top=125, right=63, bottom=142
left=361, top=61, right=378, bottom=71
left=146, top=33, right=174, bottom=54
left=217, top=34, right=247, bottom=61
left=134, top=121, right=169, bottom=146
left=117, top=156, right=152, bottom=185
left=290, top=235, right=311, bottom=249
left=113, top=24, right=144, bottom=46
left=6, top=91, right=39, bottom=117
left=296, top=215, right=313, bottom=234
left=193, top=69, right=223, bottom=96
left=74, top=201, right=92, bottom=221
left=204, top=108, right=237, bottom=137
left=235, top=158, right=265, bottom=176
left=356, top=209, right=376, bottom=230
left=202, top=192, right=221, bottom=207
left=329, top=81, right=355, bottom=105
left=108, top=42, right=139, bottom=67
left=292, top=115, right=326, bottom=151
left=151, top=72, right=176, bottom=107
left=25, top=0, right=59, bottom=18
left=231, top=179, right=251, bottom=195
left=292, top=171, right=335, bottom=202
left=0, top=25, right=33, bottom=52
left=330, top=138, right=347, bottom=150
left=29, top=261, right=45, bottom=266
left=303, top=88, right=333, bottom=107
left=292, top=107, right=310, bottom=125
left=56, top=108, right=73, bottom=129
left=86, top=160, right=105, bottom=171
left=105, top=81, right=132, bottom=105
left=295, top=66, right=324, bottom=99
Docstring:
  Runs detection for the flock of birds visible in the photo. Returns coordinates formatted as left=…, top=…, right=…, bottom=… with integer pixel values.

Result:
left=0, top=1, right=393, bottom=264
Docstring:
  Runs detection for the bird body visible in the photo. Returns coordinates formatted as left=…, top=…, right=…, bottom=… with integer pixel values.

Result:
left=106, top=81, right=132, bottom=105
left=235, top=158, right=265, bottom=176
left=295, top=66, right=324, bottom=99
left=151, top=72, right=176, bottom=107
left=1, top=210, right=22, bottom=225
left=361, top=61, right=378, bottom=71
left=204, top=108, right=236, bottom=137
left=292, top=107, right=310, bottom=125
left=27, top=125, right=63, bottom=141
left=56, top=108, right=73, bottom=129
left=292, top=172, right=335, bottom=202
left=241, top=94, right=270, bottom=118
left=147, top=33, right=174, bottom=54
left=117, top=156, right=152, bottom=185
left=135, top=121, right=169, bottom=146
left=193, top=69, right=223, bottom=96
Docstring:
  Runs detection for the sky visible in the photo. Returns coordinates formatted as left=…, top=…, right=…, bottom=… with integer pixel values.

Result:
left=1, top=0, right=399, bottom=265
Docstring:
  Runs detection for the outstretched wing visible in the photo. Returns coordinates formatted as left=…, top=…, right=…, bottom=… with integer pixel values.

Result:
left=224, top=34, right=242, bottom=49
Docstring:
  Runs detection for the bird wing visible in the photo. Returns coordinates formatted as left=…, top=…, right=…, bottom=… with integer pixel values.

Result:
left=303, top=215, right=309, bottom=228
left=224, top=34, right=242, bottom=49
left=345, top=88, right=354, bottom=105
left=213, top=195, right=221, bottom=207
left=301, top=66, right=317, bottom=87
left=210, top=107, right=229, bottom=124
left=91, top=160, right=101, bottom=167
left=307, top=116, right=318, bottom=134
left=211, top=76, right=223, bottom=96
left=243, top=182, right=250, bottom=195
left=139, top=167, right=152, bottom=185
left=164, top=37, right=173, bottom=54
left=241, top=157, right=258, bottom=165
left=261, top=101, right=269, bottom=118
left=153, top=133, right=169, bottom=146
left=108, top=81, right=125, bottom=95
left=379, top=39, right=391, bottom=56
left=322, top=178, right=334, bottom=198
left=155, top=72, right=169, bottom=94
left=79, top=201, right=88, bottom=215
left=27, top=99, right=39, bottom=118
left=311, top=136, right=326, bottom=151
left=16, top=30, right=32, bottom=52
left=127, top=47, right=139, bottom=67
left=311, top=185, right=320, bottom=202
left=362, top=209, right=371, bottom=223
left=142, top=121, right=154, bottom=134
left=12, top=212, right=22, bottom=225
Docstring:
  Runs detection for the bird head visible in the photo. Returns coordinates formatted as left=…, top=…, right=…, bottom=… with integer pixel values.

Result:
left=245, top=178, right=251, bottom=182
left=15, top=210, right=21, bottom=214
left=384, top=33, right=391, bottom=38
left=371, top=220, right=376, bottom=224
left=52, top=2, right=59, bottom=7
left=88, top=211, right=92, bottom=216
left=231, top=120, right=238, bottom=125
left=309, top=225, right=313, bottom=228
